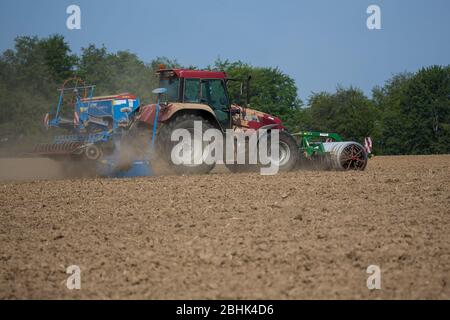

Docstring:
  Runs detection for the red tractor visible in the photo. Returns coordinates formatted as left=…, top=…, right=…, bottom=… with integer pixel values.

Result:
left=135, top=68, right=300, bottom=174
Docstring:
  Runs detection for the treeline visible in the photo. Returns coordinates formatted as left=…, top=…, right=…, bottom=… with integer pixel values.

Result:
left=0, top=35, right=449, bottom=155
left=218, top=60, right=450, bottom=155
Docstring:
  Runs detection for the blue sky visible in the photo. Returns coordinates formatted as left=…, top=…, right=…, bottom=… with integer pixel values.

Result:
left=0, top=0, right=449, bottom=101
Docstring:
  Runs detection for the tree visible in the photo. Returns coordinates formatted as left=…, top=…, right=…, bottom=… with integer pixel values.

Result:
left=77, top=46, right=179, bottom=104
left=372, top=72, right=413, bottom=155
left=0, top=35, right=78, bottom=142
left=210, top=58, right=303, bottom=131
left=77, top=44, right=113, bottom=94
left=39, top=35, right=78, bottom=82
left=373, top=67, right=450, bottom=155
left=0, top=34, right=448, bottom=156
left=399, top=66, right=450, bottom=154
left=307, top=86, right=377, bottom=143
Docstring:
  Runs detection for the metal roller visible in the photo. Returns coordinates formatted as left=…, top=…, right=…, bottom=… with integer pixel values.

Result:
left=321, top=142, right=368, bottom=171
left=33, top=142, right=83, bottom=155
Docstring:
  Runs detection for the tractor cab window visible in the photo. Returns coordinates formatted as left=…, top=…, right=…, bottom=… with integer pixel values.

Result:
left=200, top=79, right=229, bottom=110
left=183, top=78, right=200, bottom=103
left=201, top=79, right=230, bottom=128
left=159, top=77, right=180, bottom=102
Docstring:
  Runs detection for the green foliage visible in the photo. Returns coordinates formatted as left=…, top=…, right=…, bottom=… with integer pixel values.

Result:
left=306, top=86, right=378, bottom=142
left=40, top=35, right=78, bottom=82
left=373, top=66, right=450, bottom=154
left=77, top=45, right=156, bottom=104
left=400, top=66, right=450, bottom=154
left=0, top=35, right=70, bottom=142
left=0, top=36, right=179, bottom=143
left=0, top=35, right=448, bottom=156
left=210, top=58, right=304, bottom=130
left=372, top=72, right=413, bottom=154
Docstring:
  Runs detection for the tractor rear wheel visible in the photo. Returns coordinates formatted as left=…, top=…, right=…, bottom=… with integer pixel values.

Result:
left=158, top=114, right=216, bottom=175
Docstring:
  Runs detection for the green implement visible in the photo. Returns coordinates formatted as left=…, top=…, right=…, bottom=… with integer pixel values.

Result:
left=292, top=131, right=368, bottom=171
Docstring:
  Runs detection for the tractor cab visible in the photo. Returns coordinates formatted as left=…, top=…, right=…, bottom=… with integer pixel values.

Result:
left=157, top=68, right=231, bottom=129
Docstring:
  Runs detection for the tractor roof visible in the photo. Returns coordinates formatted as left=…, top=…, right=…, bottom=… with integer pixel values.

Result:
left=158, top=68, right=227, bottom=79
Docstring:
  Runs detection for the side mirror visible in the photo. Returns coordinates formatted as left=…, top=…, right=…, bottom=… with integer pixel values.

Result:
left=152, top=88, right=168, bottom=105
left=152, top=88, right=167, bottom=94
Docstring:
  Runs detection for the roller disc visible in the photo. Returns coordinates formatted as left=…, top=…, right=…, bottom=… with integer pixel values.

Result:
left=322, top=142, right=368, bottom=171
left=339, top=143, right=368, bottom=171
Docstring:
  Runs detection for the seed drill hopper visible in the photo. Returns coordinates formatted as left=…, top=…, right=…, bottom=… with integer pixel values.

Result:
left=34, top=78, right=164, bottom=177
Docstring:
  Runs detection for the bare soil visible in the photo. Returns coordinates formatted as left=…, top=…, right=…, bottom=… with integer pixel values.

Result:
left=0, top=155, right=449, bottom=299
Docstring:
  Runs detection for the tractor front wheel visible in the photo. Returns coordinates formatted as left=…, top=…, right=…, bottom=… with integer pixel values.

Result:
left=267, top=130, right=299, bottom=172
left=226, top=130, right=299, bottom=173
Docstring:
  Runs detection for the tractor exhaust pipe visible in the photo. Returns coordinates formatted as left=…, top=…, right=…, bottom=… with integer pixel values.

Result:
left=246, top=75, right=252, bottom=107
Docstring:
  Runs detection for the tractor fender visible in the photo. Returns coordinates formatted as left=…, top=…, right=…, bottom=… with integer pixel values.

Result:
left=256, top=124, right=281, bottom=141
left=243, top=124, right=281, bottom=155
left=137, top=102, right=222, bottom=130
left=246, top=125, right=293, bottom=155
left=258, top=124, right=279, bottom=133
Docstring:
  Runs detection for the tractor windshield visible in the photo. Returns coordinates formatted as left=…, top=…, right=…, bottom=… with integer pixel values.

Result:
left=159, top=77, right=179, bottom=102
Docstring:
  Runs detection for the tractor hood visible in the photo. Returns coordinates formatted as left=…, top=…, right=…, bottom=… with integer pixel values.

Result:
left=231, top=104, right=284, bottom=130
left=137, top=102, right=285, bottom=131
